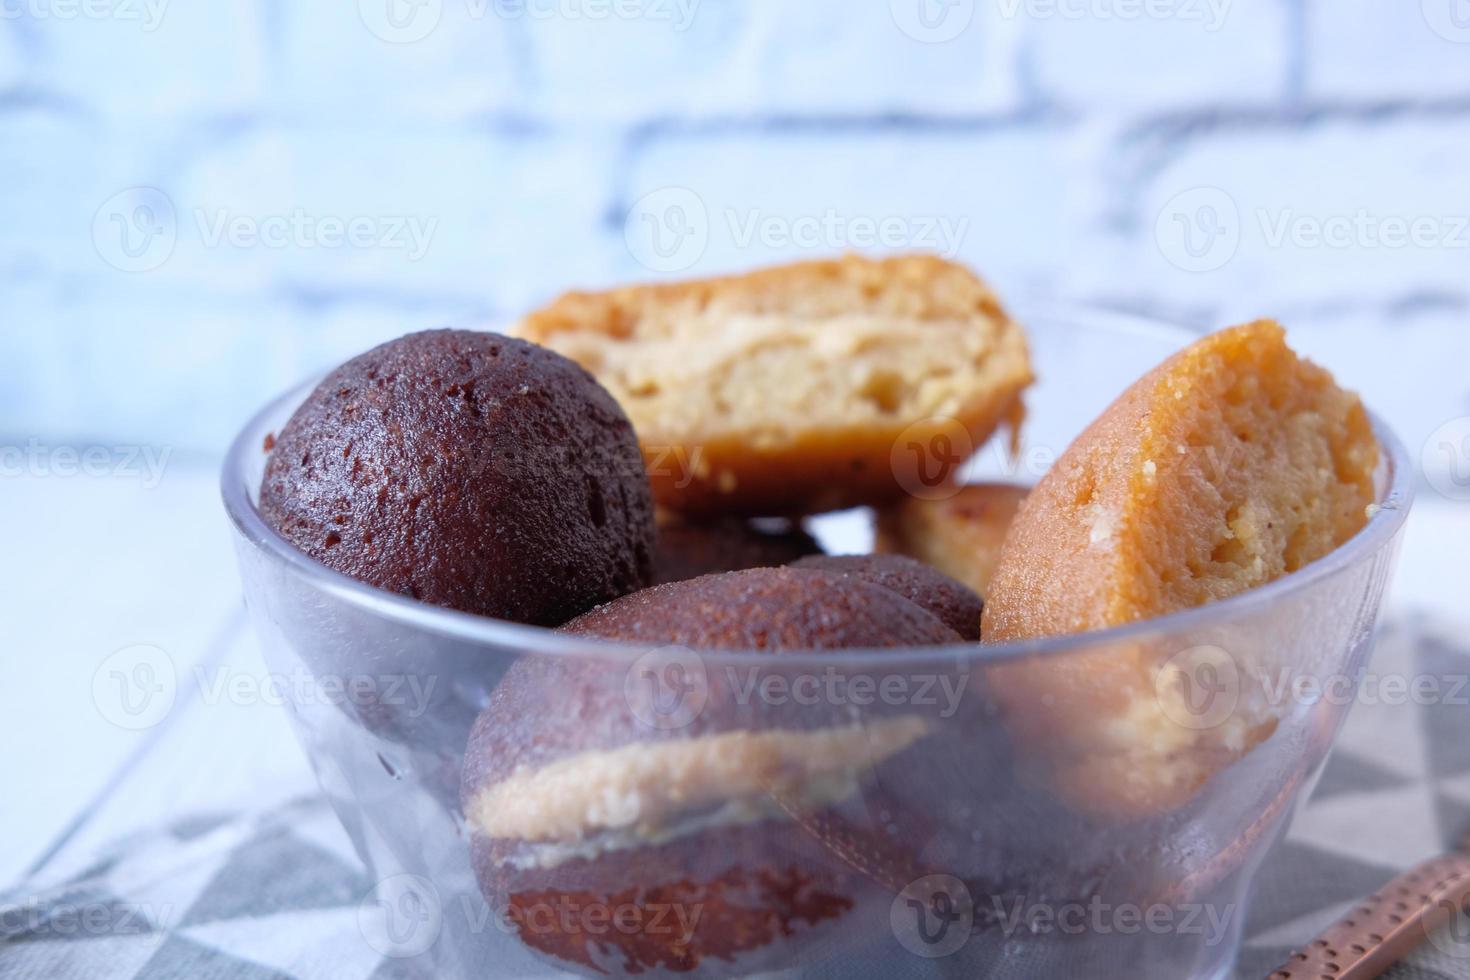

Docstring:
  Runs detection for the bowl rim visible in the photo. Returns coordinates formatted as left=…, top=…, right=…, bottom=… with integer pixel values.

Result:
left=220, top=305, right=1415, bottom=667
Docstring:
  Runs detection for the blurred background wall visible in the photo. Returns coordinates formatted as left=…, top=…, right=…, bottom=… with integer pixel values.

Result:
left=1, top=0, right=1468, bottom=483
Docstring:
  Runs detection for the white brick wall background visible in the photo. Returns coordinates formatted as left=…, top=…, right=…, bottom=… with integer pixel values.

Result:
left=2, top=0, right=1469, bottom=496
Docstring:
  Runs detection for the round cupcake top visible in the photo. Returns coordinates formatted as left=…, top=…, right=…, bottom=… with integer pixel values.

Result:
left=260, top=329, right=655, bottom=625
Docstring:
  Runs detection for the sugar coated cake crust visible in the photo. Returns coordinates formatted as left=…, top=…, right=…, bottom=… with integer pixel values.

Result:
left=982, top=320, right=1379, bottom=817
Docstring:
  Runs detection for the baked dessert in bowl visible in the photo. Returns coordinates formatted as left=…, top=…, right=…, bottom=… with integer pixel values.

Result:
left=514, top=255, right=1033, bottom=516
left=875, top=481, right=1028, bottom=598
left=462, top=567, right=964, bottom=976
left=650, top=510, right=822, bottom=586
left=223, top=275, right=1411, bottom=979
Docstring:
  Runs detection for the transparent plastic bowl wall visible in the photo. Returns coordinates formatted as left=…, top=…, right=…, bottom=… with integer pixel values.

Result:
left=223, top=309, right=1412, bottom=979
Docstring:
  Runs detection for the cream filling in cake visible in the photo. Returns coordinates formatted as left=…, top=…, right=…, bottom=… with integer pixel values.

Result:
left=467, top=717, right=931, bottom=869
left=538, top=311, right=1026, bottom=448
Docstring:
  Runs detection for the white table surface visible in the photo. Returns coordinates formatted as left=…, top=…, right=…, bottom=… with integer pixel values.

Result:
left=4, top=462, right=317, bottom=888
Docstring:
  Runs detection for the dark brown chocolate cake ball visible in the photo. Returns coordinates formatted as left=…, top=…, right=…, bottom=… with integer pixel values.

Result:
left=462, top=567, right=964, bottom=977
left=651, top=513, right=821, bottom=586
left=791, top=553, right=984, bottom=641
left=260, top=329, right=654, bottom=625
left=562, top=566, right=962, bottom=650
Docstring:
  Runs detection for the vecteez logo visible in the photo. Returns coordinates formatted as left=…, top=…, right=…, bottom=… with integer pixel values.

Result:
left=1423, top=417, right=1470, bottom=501
left=0, top=0, right=170, bottom=31
left=1423, top=0, right=1470, bottom=42
left=92, top=644, right=177, bottom=730
left=358, top=875, right=443, bottom=958
left=624, top=188, right=971, bottom=275
left=192, top=208, right=438, bottom=260
left=91, top=188, right=440, bottom=271
left=890, top=0, right=976, bottom=43
left=492, top=0, right=701, bottom=30
left=890, top=417, right=975, bottom=500
left=891, top=875, right=974, bottom=958
left=93, top=187, right=178, bottom=273
left=1156, top=186, right=1470, bottom=273
left=1155, top=186, right=1241, bottom=273
left=624, top=187, right=711, bottom=274
left=1154, top=645, right=1241, bottom=731
left=358, top=0, right=701, bottom=41
left=624, top=646, right=709, bottom=730
left=358, top=0, right=443, bottom=43
left=994, top=0, right=1232, bottom=31
left=1256, top=209, right=1470, bottom=251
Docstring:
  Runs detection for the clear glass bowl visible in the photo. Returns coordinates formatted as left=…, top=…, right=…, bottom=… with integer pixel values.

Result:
left=222, top=308, right=1412, bottom=980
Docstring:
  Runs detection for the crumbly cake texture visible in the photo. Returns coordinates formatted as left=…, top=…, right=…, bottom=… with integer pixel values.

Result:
left=260, top=329, right=655, bottom=625
left=984, top=320, right=1377, bottom=638
left=874, top=482, right=1029, bottom=599
left=465, top=717, right=931, bottom=846
left=982, top=319, right=1379, bottom=818
left=513, top=254, right=1034, bottom=516
left=790, top=553, right=984, bottom=641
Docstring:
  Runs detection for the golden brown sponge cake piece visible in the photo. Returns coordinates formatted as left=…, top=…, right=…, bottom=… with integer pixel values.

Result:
left=875, top=482, right=1029, bottom=598
left=982, top=320, right=1379, bottom=818
left=514, top=255, right=1033, bottom=516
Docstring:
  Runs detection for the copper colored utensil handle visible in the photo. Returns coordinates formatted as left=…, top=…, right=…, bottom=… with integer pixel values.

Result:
left=1267, top=851, right=1470, bottom=979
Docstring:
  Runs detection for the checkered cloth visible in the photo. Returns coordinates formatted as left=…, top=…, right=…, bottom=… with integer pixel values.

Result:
left=3, top=616, right=1469, bottom=980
